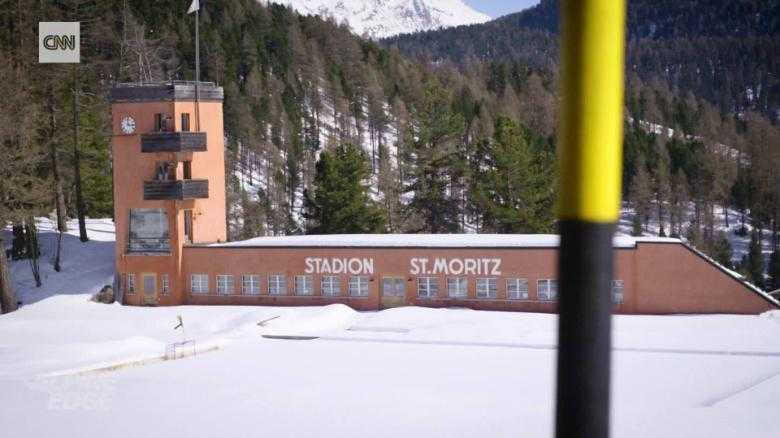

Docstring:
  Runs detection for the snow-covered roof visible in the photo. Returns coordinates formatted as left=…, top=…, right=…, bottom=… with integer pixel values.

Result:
left=208, top=234, right=681, bottom=249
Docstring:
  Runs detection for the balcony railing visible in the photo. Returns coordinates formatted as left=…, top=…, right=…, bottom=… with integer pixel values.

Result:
left=141, top=132, right=207, bottom=153
left=144, top=179, right=209, bottom=200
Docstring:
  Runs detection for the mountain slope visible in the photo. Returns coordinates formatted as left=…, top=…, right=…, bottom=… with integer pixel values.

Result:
left=274, top=0, right=491, bottom=38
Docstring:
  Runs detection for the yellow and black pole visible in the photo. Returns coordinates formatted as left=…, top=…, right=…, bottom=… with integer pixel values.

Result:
left=555, top=1, right=626, bottom=437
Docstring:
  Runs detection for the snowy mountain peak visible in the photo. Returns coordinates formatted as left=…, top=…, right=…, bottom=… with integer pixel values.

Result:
left=274, top=0, right=491, bottom=39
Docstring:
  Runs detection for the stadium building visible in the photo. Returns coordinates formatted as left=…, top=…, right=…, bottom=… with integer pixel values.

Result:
left=110, top=82, right=778, bottom=314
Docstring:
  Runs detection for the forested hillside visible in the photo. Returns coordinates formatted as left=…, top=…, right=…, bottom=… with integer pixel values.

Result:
left=386, top=0, right=780, bottom=288
left=0, top=0, right=778, bottom=297
left=0, top=1, right=557, bottom=249
left=386, top=0, right=780, bottom=119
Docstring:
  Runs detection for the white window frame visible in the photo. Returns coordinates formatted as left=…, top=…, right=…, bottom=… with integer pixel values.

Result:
left=506, top=278, right=529, bottom=300
left=417, top=277, right=438, bottom=298
left=612, top=280, right=624, bottom=305
left=161, top=273, right=170, bottom=295
left=217, top=274, right=234, bottom=295
left=268, top=274, right=286, bottom=295
left=349, top=276, right=370, bottom=297
left=242, top=274, right=260, bottom=295
left=295, top=275, right=314, bottom=296
left=476, top=278, right=498, bottom=299
left=537, top=279, right=558, bottom=301
left=191, top=274, right=209, bottom=294
left=321, top=276, right=340, bottom=296
left=447, top=277, right=468, bottom=298
left=126, top=273, right=136, bottom=294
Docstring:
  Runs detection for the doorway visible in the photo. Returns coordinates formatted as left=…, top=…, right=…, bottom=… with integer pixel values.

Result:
left=381, top=277, right=406, bottom=309
left=142, top=273, right=157, bottom=305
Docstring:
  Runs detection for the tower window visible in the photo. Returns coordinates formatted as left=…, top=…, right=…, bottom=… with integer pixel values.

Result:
left=128, top=208, right=170, bottom=253
left=183, top=161, right=192, bottom=180
left=184, top=210, right=193, bottom=244
left=181, top=113, right=191, bottom=132
left=154, top=113, right=163, bottom=131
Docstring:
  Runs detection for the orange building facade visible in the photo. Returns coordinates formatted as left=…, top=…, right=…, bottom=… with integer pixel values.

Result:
left=110, top=83, right=778, bottom=314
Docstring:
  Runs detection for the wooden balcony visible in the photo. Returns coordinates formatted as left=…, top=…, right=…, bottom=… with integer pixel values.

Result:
left=143, top=179, right=209, bottom=200
left=141, top=132, right=207, bottom=153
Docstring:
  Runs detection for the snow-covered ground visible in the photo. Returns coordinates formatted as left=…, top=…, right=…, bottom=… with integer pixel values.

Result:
left=2, top=219, right=780, bottom=437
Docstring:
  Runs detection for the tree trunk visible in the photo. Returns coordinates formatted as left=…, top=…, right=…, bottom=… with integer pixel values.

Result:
left=26, top=218, right=41, bottom=288
left=72, top=64, right=88, bottom=242
left=48, top=90, right=68, bottom=233
left=54, top=230, right=63, bottom=272
left=0, top=236, right=18, bottom=313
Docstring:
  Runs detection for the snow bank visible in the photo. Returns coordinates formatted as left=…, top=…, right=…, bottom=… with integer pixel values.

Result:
left=260, top=303, right=359, bottom=336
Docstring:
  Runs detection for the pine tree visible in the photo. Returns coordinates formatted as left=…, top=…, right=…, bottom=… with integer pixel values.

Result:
left=669, top=169, right=689, bottom=237
left=404, top=79, right=465, bottom=233
left=629, top=152, right=653, bottom=235
left=768, top=250, right=780, bottom=292
left=303, top=144, right=385, bottom=234
left=655, top=142, right=672, bottom=237
left=745, top=230, right=765, bottom=289
left=471, top=117, right=554, bottom=233
left=711, top=230, right=733, bottom=270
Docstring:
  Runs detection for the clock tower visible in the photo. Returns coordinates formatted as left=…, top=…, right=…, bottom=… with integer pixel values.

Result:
left=109, top=82, right=226, bottom=305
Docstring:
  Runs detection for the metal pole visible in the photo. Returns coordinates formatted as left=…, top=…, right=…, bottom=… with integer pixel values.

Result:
left=555, top=1, right=626, bottom=438
left=195, top=8, right=201, bottom=131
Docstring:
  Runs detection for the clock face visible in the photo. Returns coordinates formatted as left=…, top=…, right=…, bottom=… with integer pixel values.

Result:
left=121, top=116, right=136, bottom=134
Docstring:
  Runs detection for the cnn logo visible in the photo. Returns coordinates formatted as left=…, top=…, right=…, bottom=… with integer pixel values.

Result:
left=39, top=22, right=80, bottom=63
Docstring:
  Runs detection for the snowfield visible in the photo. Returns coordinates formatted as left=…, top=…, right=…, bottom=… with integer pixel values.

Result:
left=276, top=0, right=491, bottom=39
left=2, top=219, right=780, bottom=437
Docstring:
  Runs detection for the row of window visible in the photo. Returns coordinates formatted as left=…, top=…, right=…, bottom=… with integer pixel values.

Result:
left=185, top=274, right=624, bottom=304
left=417, top=277, right=555, bottom=301
left=191, top=274, right=370, bottom=297
left=122, top=272, right=624, bottom=305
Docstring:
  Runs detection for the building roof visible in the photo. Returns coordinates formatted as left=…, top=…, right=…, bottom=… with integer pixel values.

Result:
left=109, top=81, right=224, bottom=102
left=207, top=233, right=681, bottom=249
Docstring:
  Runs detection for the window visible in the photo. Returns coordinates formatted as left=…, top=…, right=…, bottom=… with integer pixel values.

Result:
left=183, top=161, right=192, bottom=180
left=538, top=279, right=559, bottom=301
left=382, top=277, right=405, bottom=297
left=191, top=274, right=209, bottom=294
left=181, top=113, right=191, bottom=132
left=506, top=278, right=529, bottom=300
left=447, top=277, right=468, bottom=298
left=154, top=113, right=163, bottom=131
left=126, top=273, right=136, bottom=294
left=295, top=275, right=314, bottom=296
left=349, top=276, right=370, bottom=297
left=322, top=276, right=340, bottom=296
left=417, top=277, right=438, bottom=298
left=217, top=275, right=234, bottom=295
left=183, top=210, right=193, bottom=244
left=476, top=278, right=498, bottom=299
left=161, top=274, right=170, bottom=295
left=129, top=209, right=170, bottom=253
left=268, top=275, right=286, bottom=295
left=612, top=280, right=624, bottom=305
left=242, top=275, right=260, bottom=295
